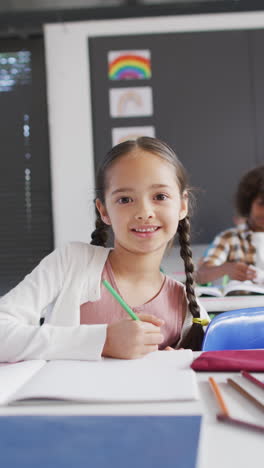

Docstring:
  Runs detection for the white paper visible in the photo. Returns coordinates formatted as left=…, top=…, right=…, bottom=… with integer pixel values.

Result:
left=223, top=280, right=264, bottom=295
left=9, top=350, right=198, bottom=404
left=0, top=360, right=46, bottom=405
left=112, top=125, right=155, bottom=146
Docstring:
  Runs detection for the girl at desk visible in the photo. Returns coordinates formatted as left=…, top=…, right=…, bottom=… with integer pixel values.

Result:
left=197, top=166, right=264, bottom=284
left=0, top=137, right=209, bottom=362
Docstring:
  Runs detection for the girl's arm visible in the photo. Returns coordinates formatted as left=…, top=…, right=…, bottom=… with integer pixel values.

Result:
left=0, top=244, right=107, bottom=362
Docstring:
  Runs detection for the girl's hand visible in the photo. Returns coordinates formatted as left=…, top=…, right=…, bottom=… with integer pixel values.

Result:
left=102, top=314, right=164, bottom=359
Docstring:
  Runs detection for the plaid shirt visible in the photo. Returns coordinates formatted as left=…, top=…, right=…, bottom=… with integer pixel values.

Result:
left=202, top=224, right=256, bottom=266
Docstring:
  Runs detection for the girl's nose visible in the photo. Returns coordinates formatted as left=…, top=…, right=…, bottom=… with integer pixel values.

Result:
left=135, top=213, right=153, bottom=220
left=134, top=203, right=154, bottom=220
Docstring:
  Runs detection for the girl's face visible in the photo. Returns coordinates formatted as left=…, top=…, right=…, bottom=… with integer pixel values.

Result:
left=248, top=196, right=264, bottom=232
left=96, top=150, right=188, bottom=255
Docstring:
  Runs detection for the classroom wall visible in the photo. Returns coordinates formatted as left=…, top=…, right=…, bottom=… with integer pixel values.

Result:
left=89, top=28, right=260, bottom=243
left=44, top=11, right=264, bottom=248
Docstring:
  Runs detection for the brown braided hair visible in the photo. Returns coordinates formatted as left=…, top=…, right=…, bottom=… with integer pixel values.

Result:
left=177, top=217, right=204, bottom=351
left=90, top=136, right=204, bottom=349
left=90, top=211, right=109, bottom=247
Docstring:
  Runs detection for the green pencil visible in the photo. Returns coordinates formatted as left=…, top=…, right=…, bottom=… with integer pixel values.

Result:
left=102, top=279, right=140, bottom=321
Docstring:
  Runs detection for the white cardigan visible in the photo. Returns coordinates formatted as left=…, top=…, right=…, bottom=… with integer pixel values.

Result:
left=0, top=242, right=208, bottom=362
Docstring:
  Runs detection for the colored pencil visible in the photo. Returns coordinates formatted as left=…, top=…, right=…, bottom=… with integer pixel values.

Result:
left=102, top=279, right=140, bottom=321
left=217, top=414, right=264, bottom=434
left=208, top=377, right=230, bottom=416
left=241, top=370, right=264, bottom=390
left=227, top=378, right=264, bottom=412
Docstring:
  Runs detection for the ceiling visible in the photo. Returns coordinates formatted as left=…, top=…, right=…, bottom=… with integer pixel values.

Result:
left=0, top=0, right=255, bottom=13
left=0, top=1, right=262, bottom=38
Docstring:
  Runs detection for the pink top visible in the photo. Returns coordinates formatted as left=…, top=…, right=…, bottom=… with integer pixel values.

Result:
left=80, top=257, right=187, bottom=349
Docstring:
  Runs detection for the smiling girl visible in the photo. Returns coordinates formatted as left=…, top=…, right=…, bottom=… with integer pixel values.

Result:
left=0, top=137, right=209, bottom=362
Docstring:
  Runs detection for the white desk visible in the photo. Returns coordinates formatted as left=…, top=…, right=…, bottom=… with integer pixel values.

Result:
left=0, top=369, right=263, bottom=468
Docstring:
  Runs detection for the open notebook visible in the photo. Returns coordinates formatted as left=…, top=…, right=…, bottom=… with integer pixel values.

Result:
left=0, top=349, right=198, bottom=405
left=196, top=280, right=264, bottom=297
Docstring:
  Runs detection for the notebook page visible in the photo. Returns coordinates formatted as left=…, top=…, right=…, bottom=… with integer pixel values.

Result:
left=0, top=360, right=46, bottom=405
left=10, top=350, right=198, bottom=403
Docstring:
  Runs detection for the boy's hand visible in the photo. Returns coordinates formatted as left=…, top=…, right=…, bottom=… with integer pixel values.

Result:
left=250, top=266, right=264, bottom=284
left=226, top=262, right=257, bottom=281
left=102, top=314, right=164, bottom=360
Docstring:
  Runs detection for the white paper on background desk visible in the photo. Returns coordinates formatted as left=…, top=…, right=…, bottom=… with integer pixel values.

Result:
left=199, top=294, right=264, bottom=312
left=5, top=349, right=198, bottom=404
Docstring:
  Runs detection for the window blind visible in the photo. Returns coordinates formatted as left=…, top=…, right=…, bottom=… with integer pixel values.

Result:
left=0, top=38, right=53, bottom=296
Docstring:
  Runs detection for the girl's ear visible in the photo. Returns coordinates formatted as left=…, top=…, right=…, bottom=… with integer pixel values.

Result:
left=95, top=199, right=111, bottom=225
left=179, top=191, right=188, bottom=220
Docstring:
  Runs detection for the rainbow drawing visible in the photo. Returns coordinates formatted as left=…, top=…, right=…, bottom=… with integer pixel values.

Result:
left=108, top=50, right=151, bottom=80
left=109, top=87, right=153, bottom=118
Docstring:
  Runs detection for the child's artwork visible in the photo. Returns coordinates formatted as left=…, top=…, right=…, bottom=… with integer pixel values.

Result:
left=112, top=126, right=155, bottom=146
left=108, top=50, right=151, bottom=80
left=109, top=86, right=153, bottom=118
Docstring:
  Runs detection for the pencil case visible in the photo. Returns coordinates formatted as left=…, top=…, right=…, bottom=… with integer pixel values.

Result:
left=191, top=349, right=264, bottom=371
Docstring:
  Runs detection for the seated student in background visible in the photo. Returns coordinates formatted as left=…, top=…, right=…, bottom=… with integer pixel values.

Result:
left=196, top=166, right=264, bottom=285
left=0, top=137, right=209, bottom=363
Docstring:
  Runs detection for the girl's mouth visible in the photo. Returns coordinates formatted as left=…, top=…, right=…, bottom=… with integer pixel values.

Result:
left=131, top=226, right=161, bottom=237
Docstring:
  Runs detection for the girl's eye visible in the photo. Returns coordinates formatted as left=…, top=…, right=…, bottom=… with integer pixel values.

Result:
left=117, top=196, right=132, bottom=204
left=155, top=193, right=168, bottom=201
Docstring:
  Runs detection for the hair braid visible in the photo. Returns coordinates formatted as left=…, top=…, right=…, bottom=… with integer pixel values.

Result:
left=177, top=216, right=205, bottom=351
left=90, top=211, right=109, bottom=247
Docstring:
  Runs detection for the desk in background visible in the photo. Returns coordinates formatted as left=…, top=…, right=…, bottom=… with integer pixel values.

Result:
left=200, top=295, right=264, bottom=314
left=162, top=245, right=264, bottom=315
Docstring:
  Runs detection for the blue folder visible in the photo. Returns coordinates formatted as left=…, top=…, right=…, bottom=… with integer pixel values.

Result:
left=0, top=415, right=201, bottom=468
